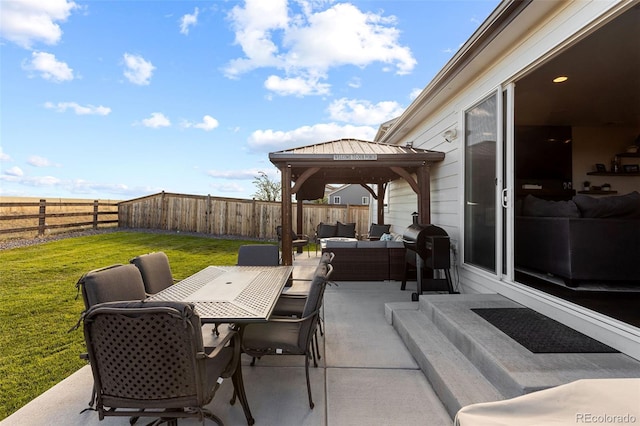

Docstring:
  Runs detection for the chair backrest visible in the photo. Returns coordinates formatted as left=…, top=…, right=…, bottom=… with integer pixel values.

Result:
left=130, top=252, right=174, bottom=295
left=276, top=225, right=301, bottom=242
left=319, top=251, right=335, bottom=265
left=299, top=263, right=333, bottom=347
left=82, top=301, right=209, bottom=411
left=237, top=244, right=280, bottom=266
left=77, top=264, right=146, bottom=309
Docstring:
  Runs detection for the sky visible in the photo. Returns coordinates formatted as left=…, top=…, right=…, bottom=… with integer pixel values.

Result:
left=0, top=0, right=500, bottom=201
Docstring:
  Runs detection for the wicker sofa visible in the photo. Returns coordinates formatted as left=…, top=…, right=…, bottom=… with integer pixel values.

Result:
left=321, top=240, right=406, bottom=281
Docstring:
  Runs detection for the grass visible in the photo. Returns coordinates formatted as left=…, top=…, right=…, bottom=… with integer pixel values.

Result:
left=0, top=230, right=271, bottom=420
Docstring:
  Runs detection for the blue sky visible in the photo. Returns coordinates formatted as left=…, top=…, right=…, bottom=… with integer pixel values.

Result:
left=0, top=0, right=499, bottom=201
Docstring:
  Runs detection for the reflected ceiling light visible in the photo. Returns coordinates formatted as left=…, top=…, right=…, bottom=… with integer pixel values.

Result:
left=553, top=76, right=568, bottom=83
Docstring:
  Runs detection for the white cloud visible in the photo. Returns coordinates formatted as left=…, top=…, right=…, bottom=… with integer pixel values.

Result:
left=0, top=148, right=11, bottom=162
left=22, top=51, right=74, bottom=82
left=28, top=155, right=60, bottom=167
left=123, top=53, right=155, bottom=85
left=409, top=88, right=422, bottom=101
left=0, top=172, right=157, bottom=197
left=140, top=112, right=171, bottom=128
left=248, top=122, right=376, bottom=151
left=182, top=115, right=219, bottom=131
left=224, top=1, right=415, bottom=96
left=347, top=77, right=361, bottom=89
left=264, top=75, right=330, bottom=97
left=206, top=169, right=265, bottom=180
left=0, top=0, right=78, bottom=49
left=4, top=166, right=24, bottom=177
left=327, top=98, right=404, bottom=126
left=209, top=182, right=246, bottom=194
left=44, top=101, right=111, bottom=115
left=179, top=7, right=199, bottom=35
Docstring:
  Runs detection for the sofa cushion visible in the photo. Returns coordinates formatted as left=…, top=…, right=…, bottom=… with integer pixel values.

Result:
left=325, top=240, right=358, bottom=249
left=357, top=241, right=387, bottom=248
left=386, top=241, right=405, bottom=248
left=337, top=222, right=356, bottom=238
left=317, top=223, right=337, bottom=238
left=573, top=191, right=640, bottom=219
left=522, top=195, right=580, bottom=218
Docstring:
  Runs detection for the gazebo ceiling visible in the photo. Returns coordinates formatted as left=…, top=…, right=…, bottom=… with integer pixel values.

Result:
left=269, top=138, right=445, bottom=185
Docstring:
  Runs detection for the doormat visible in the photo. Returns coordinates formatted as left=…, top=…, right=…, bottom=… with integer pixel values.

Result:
left=471, top=308, right=619, bottom=354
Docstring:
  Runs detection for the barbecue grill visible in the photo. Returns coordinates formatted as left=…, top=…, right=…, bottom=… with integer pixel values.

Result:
left=402, top=223, right=455, bottom=300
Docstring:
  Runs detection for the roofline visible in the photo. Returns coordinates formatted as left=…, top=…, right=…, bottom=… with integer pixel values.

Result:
left=379, top=0, right=532, bottom=144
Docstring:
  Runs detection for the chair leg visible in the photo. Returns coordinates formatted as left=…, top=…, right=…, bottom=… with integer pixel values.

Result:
left=305, top=352, right=314, bottom=409
left=314, top=330, right=321, bottom=361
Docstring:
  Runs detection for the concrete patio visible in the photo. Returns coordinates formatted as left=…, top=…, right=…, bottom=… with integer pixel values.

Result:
left=3, top=251, right=640, bottom=425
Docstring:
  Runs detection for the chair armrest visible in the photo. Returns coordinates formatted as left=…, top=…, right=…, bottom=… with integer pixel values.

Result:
left=200, top=329, right=238, bottom=359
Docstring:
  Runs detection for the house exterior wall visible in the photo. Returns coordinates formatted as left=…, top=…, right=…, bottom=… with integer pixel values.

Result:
left=379, top=0, right=640, bottom=359
left=328, top=184, right=370, bottom=205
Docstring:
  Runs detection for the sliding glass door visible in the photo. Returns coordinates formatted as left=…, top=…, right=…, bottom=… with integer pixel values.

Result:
left=464, top=93, right=498, bottom=273
left=463, top=87, right=513, bottom=279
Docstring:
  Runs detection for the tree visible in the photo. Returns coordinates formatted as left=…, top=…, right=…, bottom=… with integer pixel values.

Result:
left=252, top=171, right=281, bottom=201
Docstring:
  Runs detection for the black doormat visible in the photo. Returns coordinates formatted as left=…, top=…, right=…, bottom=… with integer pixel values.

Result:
left=471, top=308, right=619, bottom=354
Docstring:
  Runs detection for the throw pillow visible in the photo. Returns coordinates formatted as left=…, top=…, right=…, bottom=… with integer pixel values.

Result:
left=573, top=191, right=640, bottom=219
left=317, top=223, right=337, bottom=238
left=369, top=223, right=391, bottom=238
left=380, top=233, right=392, bottom=241
left=337, top=222, right=356, bottom=238
left=521, top=195, right=580, bottom=218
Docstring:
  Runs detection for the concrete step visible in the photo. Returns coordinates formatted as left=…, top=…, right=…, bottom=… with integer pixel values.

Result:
left=389, top=303, right=503, bottom=418
left=418, top=294, right=526, bottom=398
left=393, top=293, right=640, bottom=406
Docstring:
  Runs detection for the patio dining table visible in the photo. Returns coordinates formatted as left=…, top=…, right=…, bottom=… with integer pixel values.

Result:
left=146, top=265, right=294, bottom=323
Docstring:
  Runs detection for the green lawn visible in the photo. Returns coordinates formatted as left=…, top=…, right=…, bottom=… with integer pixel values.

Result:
left=0, top=230, right=270, bottom=420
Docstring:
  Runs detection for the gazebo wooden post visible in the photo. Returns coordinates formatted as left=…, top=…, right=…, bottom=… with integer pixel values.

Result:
left=281, top=165, right=293, bottom=266
left=377, top=183, right=385, bottom=224
left=417, top=163, right=431, bottom=224
left=295, top=196, right=304, bottom=254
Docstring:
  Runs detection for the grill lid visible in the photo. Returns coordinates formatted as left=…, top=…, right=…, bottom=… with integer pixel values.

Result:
left=403, top=224, right=448, bottom=259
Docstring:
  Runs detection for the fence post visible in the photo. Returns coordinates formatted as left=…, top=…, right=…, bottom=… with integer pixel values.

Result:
left=38, top=199, right=46, bottom=236
left=93, top=200, right=99, bottom=229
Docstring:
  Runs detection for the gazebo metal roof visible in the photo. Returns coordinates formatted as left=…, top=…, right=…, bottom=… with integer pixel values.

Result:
left=269, top=139, right=446, bottom=266
left=269, top=139, right=445, bottom=185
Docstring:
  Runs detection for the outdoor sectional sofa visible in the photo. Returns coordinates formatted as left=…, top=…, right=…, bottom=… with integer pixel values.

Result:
left=321, top=240, right=406, bottom=281
left=514, top=191, right=640, bottom=287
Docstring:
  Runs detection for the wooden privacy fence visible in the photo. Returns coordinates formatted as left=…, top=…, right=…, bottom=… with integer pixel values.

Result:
left=0, top=199, right=119, bottom=238
left=119, top=192, right=370, bottom=240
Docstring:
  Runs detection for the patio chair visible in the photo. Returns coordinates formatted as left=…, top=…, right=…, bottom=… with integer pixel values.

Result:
left=81, top=300, right=254, bottom=425
left=130, top=251, right=176, bottom=296
left=242, top=263, right=333, bottom=409
left=276, top=225, right=310, bottom=258
left=76, top=264, right=146, bottom=310
left=237, top=244, right=280, bottom=266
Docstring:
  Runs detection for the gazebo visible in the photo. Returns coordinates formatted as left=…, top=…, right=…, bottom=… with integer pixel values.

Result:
left=269, top=139, right=446, bottom=265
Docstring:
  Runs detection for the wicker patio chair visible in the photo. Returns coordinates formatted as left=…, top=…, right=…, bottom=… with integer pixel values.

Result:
left=82, top=300, right=254, bottom=425
left=242, top=263, right=333, bottom=409
left=130, top=251, right=176, bottom=296
left=237, top=244, right=280, bottom=266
